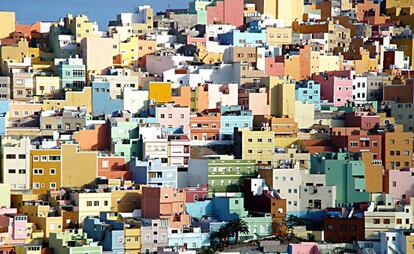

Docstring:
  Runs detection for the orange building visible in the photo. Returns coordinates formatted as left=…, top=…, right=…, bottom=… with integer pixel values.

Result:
left=381, top=125, right=413, bottom=171
left=73, top=123, right=111, bottom=151
left=30, top=149, right=61, bottom=194
left=137, top=38, right=157, bottom=67
left=141, top=187, right=191, bottom=229
left=190, top=109, right=221, bottom=141
left=97, top=155, right=130, bottom=180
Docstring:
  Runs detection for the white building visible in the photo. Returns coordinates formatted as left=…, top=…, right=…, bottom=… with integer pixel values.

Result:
left=2, top=137, right=31, bottom=190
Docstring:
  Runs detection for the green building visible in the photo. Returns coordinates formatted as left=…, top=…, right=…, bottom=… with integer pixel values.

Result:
left=110, top=120, right=141, bottom=162
left=207, top=158, right=257, bottom=194
left=57, top=57, right=86, bottom=90
left=189, top=0, right=212, bottom=25
left=310, top=152, right=370, bottom=205
left=49, top=229, right=103, bottom=254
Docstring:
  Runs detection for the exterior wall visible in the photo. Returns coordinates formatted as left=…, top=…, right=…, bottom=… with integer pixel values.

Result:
left=382, top=125, right=413, bottom=171
left=61, top=144, right=97, bottom=188
left=131, top=159, right=178, bottom=187
left=190, top=110, right=221, bottom=142
left=72, top=192, right=112, bottom=224
left=268, top=77, right=296, bottom=117
left=295, top=80, right=321, bottom=110
left=81, top=37, right=115, bottom=76
left=97, top=156, right=130, bottom=180
left=148, top=82, right=172, bottom=104
left=92, top=82, right=123, bottom=115
left=2, top=137, right=31, bottom=190
left=73, top=124, right=111, bottom=151
left=43, top=87, right=92, bottom=113
left=208, top=159, right=256, bottom=193
left=387, top=168, right=414, bottom=204
left=30, top=149, right=61, bottom=195
left=140, top=219, right=169, bottom=254
left=156, top=104, right=190, bottom=135
left=0, top=12, right=16, bottom=38
left=34, top=76, right=60, bottom=97
left=141, top=187, right=191, bottom=229
left=207, top=0, right=244, bottom=27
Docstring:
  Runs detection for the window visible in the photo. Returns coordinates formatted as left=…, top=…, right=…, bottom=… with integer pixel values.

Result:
left=383, top=219, right=390, bottom=224
left=41, top=156, right=48, bottom=161
left=19, top=169, right=26, bottom=174
left=102, top=160, right=109, bottom=168
left=33, top=168, right=44, bottom=175
left=18, top=154, right=26, bottom=159
left=50, top=168, right=56, bottom=175
left=373, top=219, right=380, bottom=224
left=86, top=201, right=92, bottom=207
left=50, top=182, right=56, bottom=189
left=104, top=200, right=109, bottom=206
left=33, top=182, right=40, bottom=189
left=94, top=201, right=99, bottom=206
left=8, top=169, right=16, bottom=174
left=350, top=141, right=358, bottom=147
left=6, top=154, right=16, bottom=159
left=49, top=156, right=60, bottom=161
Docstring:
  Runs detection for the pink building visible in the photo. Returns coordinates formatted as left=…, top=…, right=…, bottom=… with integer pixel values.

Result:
left=289, top=242, right=321, bottom=254
left=97, top=155, right=130, bottom=180
left=385, top=168, right=414, bottom=204
left=265, top=57, right=285, bottom=76
left=156, top=104, right=190, bottom=135
left=313, top=75, right=353, bottom=106
left=141, top=187, right=191, bottom=229
left=187, top=34, right=207, bottom=47
left=239, top=88, right=270, bottom=116
left=344, top=111, right=380, bottom=131
left=0, top=208, right=28, bottom=245
left=207, top=0, right=244, bottom=27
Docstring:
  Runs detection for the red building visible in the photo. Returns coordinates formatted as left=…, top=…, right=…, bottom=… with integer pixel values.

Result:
left=344, top=111, right=380, bottom=131
left=324, top=208, right=365, bottom=243
left=180, top=185, right=209, bottom=203
left=330, top=127, right=382, bottom=160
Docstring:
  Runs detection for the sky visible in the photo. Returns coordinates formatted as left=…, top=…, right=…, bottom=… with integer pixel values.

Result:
left=0, top=0, right=191, bottom=28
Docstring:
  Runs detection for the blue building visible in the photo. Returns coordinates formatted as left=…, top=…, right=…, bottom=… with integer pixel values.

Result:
left=0, top=100, right=9, bottom=136
left=218, top=30, right=266, bottom=47
left=168, top=227, right=210, bottom=249
left=220, top=106, right=253, bottom=140
left=186, top=195, right=272, bottom=240
left=295, top=80, right=321, bottom=110
left=130, top=159, right=178, bottom=187
left=92, top=81, right=123, bottom=115
left=83, top=213, right=125, bottom=254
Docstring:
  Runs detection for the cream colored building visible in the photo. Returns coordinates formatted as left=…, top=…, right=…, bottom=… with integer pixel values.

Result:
left=0, top=11, right=16, bottom=38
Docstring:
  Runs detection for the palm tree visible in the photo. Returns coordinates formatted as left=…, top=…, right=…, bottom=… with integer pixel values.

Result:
left=228, top=219, right=249, bottom=245
left=211, top=225, right=232, bottom=251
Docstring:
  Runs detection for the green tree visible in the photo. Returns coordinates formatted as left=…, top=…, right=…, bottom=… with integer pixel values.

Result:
left=228, top=219, right=249, bottom=245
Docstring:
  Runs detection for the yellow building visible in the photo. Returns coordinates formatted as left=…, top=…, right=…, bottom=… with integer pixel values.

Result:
left=266, top=27, right=295, bottom=46
left=65, top=14, right=99, bottom=44
left=235, top=129, right=274, bottom=163
left=124, top=226, right=141, bottom=253
left=119, top=36, right=139, bottom=67
left=294, top=101, right=315, bottom=129
left=61, top=144, right=97, bottom=188
left=386, top=0, right=414, bottom=13
left=354, top=50, right=379, bottom=74
left=19, top=203, right=63, bottom=239
left=0, top=39, right=29, bottom=74
left=267, top=76, right=296, bottom=117
left=71, top=191, right=111, bottom=223
left=111, top=189, right=142, bottom=212
left=131, top=7, right=153, bottom=34
left=0, top=11, right=16, bottom=38
left=43, top=87, right=92, bottom=112
left=148, top=82, right=172, bottom=103
left=15, top=245, right=42, bottom=254
left=197, top=46, right=222, bottom=64
left=30, top=149, right=61, bottom=195
left=246, top=0, right=303, bottom=25
left=34, top=76, right=61, bottom=97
